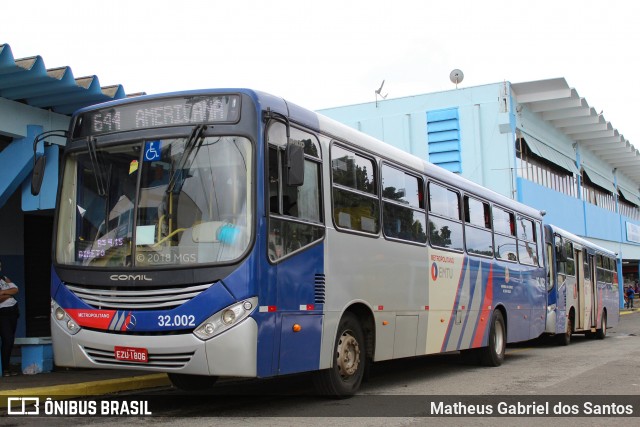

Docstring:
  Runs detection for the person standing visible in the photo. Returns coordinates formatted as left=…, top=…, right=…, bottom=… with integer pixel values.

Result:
left=0, top=260, right=19, bottom=376
left=626, top=285, right=635, bottom=309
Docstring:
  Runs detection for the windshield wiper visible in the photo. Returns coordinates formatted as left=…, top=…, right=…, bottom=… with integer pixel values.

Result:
left=85, top=136, right=107, bottom=197
left=166, top=124, right=208, bottom=194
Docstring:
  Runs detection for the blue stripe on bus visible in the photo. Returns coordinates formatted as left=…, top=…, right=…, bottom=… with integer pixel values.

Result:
left=456, top=258, right=484, bottom=350
left=441, top=256, right=468, bottom=352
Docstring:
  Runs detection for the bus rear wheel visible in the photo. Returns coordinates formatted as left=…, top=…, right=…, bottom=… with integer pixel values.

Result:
left=595, top=312, right=607, bottom=339
left=314, top=312, right=365, bottom=398
left=480, top=310, right=506, bottom=367
left=168, top=373, right=218, bottom=391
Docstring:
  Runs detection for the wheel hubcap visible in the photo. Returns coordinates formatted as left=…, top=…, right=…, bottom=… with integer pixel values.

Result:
left=494, top=322, right=504, bottom=354
left=336, top=331, right=360, bottom=379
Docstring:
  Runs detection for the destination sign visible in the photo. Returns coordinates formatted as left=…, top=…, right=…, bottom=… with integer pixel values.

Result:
left=74, top=94, right=241, bottom=137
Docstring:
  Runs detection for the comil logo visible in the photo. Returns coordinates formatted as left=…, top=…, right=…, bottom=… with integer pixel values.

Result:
left=109, top=274, right=152, bottom=281
left=7, top=397, right=40, bottom=415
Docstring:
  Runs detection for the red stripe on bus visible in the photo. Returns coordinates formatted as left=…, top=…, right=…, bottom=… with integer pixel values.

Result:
left=471, top=264, right=494, bottom=348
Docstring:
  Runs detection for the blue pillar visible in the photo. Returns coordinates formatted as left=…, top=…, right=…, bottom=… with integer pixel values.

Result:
left=619, top=255, right=625, bottom=309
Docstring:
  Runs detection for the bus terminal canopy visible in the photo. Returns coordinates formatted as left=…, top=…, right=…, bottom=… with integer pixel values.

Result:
left=0, top=43, right=139, bottom=210
left=0, top=43, right=129, bottom=115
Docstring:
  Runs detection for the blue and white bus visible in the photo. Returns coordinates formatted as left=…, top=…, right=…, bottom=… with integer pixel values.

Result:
left=544, top=224, right=619, bottom=344
left=42, top=89, right=548, bottom=396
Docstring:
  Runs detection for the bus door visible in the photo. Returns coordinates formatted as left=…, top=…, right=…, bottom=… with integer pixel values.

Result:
left=581, top=249, right=594, bottom=329
left=575, top=248, right=584, bottom=330
left=589, top=252, right=598, bottom=328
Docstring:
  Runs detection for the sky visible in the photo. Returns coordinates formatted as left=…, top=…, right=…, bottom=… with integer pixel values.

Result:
left=3, top=0, right=640, bottom=144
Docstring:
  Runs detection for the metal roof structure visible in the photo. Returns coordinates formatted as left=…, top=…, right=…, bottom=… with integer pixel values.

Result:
left=512, top=78, right=640, bottom=187
left=0, top=43, right=127, bottom=115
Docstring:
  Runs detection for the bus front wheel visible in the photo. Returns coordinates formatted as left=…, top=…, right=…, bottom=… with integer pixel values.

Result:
left=557, top=315, right=572, bottom=346
left=314, top=312, right=365, bottom=398
left=168, top=373, right=218, bottom=391
left=480, top=310, right=506, bottom=367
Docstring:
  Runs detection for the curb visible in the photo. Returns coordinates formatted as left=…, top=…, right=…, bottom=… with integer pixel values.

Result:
left=0, top=373, right=171, bottom=409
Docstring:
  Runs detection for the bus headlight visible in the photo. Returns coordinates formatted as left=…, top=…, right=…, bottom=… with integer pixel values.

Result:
left=51, top=300, right=81, bottom=336
left=194, top=297, right=257, bottom=341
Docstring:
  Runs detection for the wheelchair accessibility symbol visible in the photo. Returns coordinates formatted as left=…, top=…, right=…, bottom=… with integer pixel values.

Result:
left=144, top=141, right=161, bottom=161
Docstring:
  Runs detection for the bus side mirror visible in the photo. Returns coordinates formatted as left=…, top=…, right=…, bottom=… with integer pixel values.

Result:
left=285, top=141, right=304, bottom=187
left=31, top=156, right=46, bottom=196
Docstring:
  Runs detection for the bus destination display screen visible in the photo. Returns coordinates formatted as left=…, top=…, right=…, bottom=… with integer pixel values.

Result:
left=74, top=94, right=241, bottom=137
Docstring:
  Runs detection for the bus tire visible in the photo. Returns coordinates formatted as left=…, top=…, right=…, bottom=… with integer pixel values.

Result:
left=595, top=311, right=607, bottom=340
left=480, top=310, right=506, bottom=367
left=557, top=315, right=572, bottom=346
left=314, top=312, right=365, bottom=398
left=168, top=373, right=218, bottom=391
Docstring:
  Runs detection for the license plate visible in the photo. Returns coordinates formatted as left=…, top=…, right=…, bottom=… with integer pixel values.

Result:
left=114, top=346, right=148, bottom=363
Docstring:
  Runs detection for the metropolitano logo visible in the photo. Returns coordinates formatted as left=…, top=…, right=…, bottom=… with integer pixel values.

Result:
left=7, top=397, right=40, bottom=415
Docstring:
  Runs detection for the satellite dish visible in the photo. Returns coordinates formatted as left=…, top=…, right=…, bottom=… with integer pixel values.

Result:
left=450, top=69, right=464, bottom=88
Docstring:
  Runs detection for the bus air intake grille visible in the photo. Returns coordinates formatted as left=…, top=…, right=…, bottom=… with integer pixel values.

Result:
left=66, top=283, right=212, bottom=310
left=314, top=274, right=326, bottom=304
left=83, top=346, right=195, bottom=369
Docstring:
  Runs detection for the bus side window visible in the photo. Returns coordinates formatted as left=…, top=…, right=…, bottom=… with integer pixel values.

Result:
left=565, top=241, right=575, bottom=276
left=428, top=182, right=463, bottom=251
left=463, top=195, right=492, bottom=257
left=493, top=207, right=516, bottom=262
left=596, top=254, right=603, bottom=282
left=556, top=238, right=566, bottom=275
left=536, top=222, right=544, bottom=267
left=331, top=145, right=379, bottom=234
left=516, top=215, right=537, bottom=265
left=583, top=249, right=591, bottom=282
left=546, top=243, right=554, bottom=291
left=267, top=124, right=324, bottom=262
left=381, top=164, right=426, bottom=243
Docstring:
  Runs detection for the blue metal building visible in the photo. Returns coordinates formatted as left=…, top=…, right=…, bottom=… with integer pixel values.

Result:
left=0, top=43, right=133, bottom=338
left=319, top=78, right=640, bottom=305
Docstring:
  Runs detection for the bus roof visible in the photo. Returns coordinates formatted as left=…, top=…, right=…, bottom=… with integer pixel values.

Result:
left=545, top=224, right=617, bottom=257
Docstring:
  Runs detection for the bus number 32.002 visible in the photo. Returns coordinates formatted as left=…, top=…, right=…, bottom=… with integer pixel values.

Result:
left=157, top=314, right=196, bottom=327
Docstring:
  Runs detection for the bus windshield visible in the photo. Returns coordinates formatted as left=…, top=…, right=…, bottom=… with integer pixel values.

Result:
left=56, top=136, right=253, bottom=267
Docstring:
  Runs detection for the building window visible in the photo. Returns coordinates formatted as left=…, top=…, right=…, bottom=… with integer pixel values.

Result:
left=516, top=138, right=577, bottom=198
left=581, top=171, right=615, bottom=214
left=618, top=191, right=640, bottom=221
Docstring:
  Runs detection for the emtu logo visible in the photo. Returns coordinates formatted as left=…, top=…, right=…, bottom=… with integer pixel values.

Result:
left=431, top=262, right=439, bottom=281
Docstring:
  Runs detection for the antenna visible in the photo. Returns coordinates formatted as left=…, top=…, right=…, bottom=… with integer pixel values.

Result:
left=375, top=79, right=387, bottom=107
left=449, top=69, right=464, bottom=88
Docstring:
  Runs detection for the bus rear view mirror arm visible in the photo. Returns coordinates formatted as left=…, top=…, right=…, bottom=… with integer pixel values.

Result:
left=31, top=129, right=68, bottom=196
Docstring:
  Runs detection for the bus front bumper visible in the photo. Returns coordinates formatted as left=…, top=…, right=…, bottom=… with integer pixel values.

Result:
left=51, top=314, right=258, bottom=377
